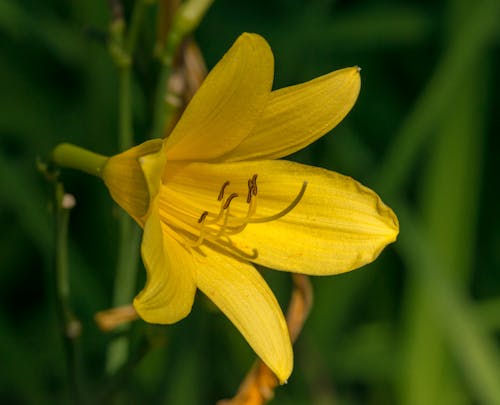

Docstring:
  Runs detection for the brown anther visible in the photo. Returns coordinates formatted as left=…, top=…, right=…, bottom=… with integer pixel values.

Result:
left=223, top=193, right=239, bottom=209
left=251, top=174, right=258, bottom=196
left=198, top=211, right=209, bottom=223
left=218, top=180, right=231, bottom=201
left=246, top=174, right=259, bottom=203
left=247, top=179, right=254, bottom=203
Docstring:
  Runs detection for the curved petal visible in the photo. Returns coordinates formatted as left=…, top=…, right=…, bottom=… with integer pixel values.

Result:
left=102, top=139, right=163, bottom=225
left=222, top=67, right=361, bottom=162
left=194, top=246, right=292, bottom=383
left=165, top=33, right=274, bottom=161
left=162, top=160, right=399, bottom=275
left=134, top=202, right=197, bottom=324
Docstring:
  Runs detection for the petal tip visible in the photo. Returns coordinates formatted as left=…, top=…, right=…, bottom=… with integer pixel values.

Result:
left=372, top=193, right=400, bottom=245
left=379, top=201, right=400, bottom=244
left=274, top=364, right=293, bottom=385
left=238, top=31, right=267, bottom=44
left=268, top=331, right=294, bottom=384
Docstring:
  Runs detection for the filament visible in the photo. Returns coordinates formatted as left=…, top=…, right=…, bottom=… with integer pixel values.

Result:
left=183, top=176, right=307, bottom=255
left=244, top=181, right=307, bottom=224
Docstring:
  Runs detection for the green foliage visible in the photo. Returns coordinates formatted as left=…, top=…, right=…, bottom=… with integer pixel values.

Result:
left=1, top=0, right=499, bottom=403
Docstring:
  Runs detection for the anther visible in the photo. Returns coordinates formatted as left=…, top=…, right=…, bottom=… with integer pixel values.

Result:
left=251, top=174, right=258, bottom=196
left=223, top=193, right=239, bottom=209
left=198, top=211, right=209, bottom=223
left=246, top=179, right=253, bottom=203
left=218, top=180, right=231, bottom=201
left=247, top=174, right=258, bottom=202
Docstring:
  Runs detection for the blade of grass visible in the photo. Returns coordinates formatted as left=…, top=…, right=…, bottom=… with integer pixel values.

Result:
left=376, top=0, right=499, bottom=195
left=397, top=205, right=500, bottom=405
left=106, top=0, right=147, bottom=374
left=399, top=0, right=488, bottom=402
left=319, top=6, right=433, bottom=50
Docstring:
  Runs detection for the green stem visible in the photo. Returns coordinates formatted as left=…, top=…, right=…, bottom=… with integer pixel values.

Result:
left=117, top=0, right=148, bottom=149
left=126, top=0, right=147, bottom=53
left=106, top=0, right=147, bottom=375
left=150, top=58, right=174, bottom=139
left=52, top=143, right=107, bottom=177
left=105, top=214, right=141, bottom=375
left=118, top=66, right=133, bottom=151
left=150, top=0, right=214, bottom=139
left=54, top=182, right=86, bottom=404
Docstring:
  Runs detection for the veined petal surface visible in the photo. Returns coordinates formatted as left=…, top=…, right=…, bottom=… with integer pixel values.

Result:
left=134, top=202, right=197, bottom=324
left=222, top=67, right=360, bottom=162
left=165, top=33, right=274, bottom=161
left=195, top=246, right=292, bottom=383
left=161, top=160, right=399, bottom=275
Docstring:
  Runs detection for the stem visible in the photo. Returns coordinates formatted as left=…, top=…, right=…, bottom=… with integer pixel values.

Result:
left=106, top=0, right=147, bottom=374
left=52, top=143, right=107, bottom=177
left=118, top=66, right=133, bottom=151
left=150, top=0, right=214, bottom=139
left=150, top=58, right=174, bottom=139
left=126, top=0, right=147, bottom=53
left=117, top=0, right=147, bottom=150
left=54, top=183, right=86, bottom=404
left=105, top=215, right=141, bottom=375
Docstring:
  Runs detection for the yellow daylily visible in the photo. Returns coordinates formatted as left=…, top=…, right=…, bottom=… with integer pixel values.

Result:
left=102, top=33, right=399, bottom=383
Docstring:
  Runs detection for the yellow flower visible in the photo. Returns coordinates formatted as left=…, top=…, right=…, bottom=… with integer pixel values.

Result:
left=102, top=33, right=399, bottom=383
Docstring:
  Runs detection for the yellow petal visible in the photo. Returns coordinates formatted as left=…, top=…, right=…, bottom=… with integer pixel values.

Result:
left=134, top=201, right=197, bottom=324
left=195, top=246, right=293, bottom=383
left=165, top=33, right=274, bottom=161
left=139, top=141, right=167, bottom=206
left=222, top=67, right=361, bottom=162
left=102, top=139, right=163, bottom=225
left=162, top=160, right=398, bottom=275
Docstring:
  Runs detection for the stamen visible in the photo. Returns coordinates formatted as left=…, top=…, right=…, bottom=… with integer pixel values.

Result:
left=186, top=178, right=306, bottom=255
left=218, top=180, right=230, bottom=201
left=198, top=211, right=209, bottom=223
left=245, top=181, right=308, bottom=223
left=247, top=179, right=253, bottom=203
left=223, top=193, right=239, bottom=209
left=246, top=174, right=258, bottom=203
left=186, top=203, right=234, bottom=248
left=251, top=174, right=258, bottom=196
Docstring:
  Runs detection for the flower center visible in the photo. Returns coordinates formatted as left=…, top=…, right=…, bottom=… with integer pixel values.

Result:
left=183, top=174, right=307, bottom=258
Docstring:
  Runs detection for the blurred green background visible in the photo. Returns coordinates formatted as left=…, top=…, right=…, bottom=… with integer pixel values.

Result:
left=1, top=0, right=500, bottom=404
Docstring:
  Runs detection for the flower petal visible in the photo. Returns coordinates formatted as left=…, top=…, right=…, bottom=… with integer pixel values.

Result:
left=165, top=33, right=274, bottom=161
left=162, top=160, right=399, bottom=275
left=134, top=202, right=197, bottom=324
left=102, top=139, right=163, bottom=225
left=195, top=247, right=292, bottom=383
left=222, top=67, right=361, bottom=162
